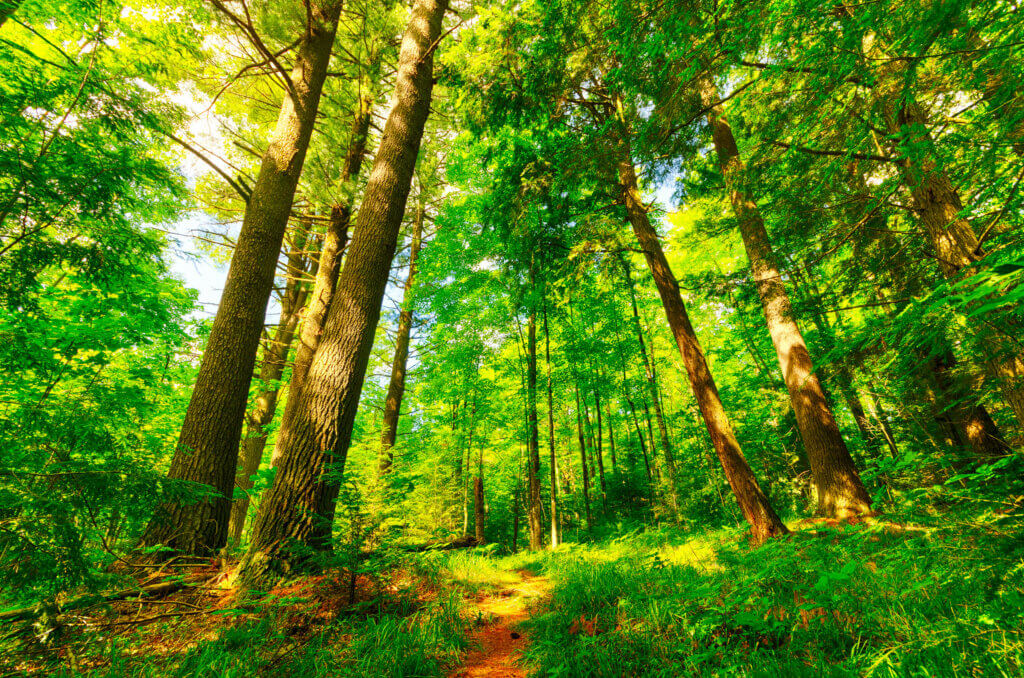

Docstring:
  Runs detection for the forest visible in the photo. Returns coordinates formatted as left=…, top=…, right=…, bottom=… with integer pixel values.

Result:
left=1, top=0, right=1023, bottom=675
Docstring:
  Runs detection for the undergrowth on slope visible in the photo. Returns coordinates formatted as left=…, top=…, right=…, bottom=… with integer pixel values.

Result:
left=516, top=513, right=1023, bottom=677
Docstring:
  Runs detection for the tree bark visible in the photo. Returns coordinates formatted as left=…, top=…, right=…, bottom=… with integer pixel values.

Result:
left=882, top=91, right=1024, bottom=428
left=616, top=140, right=787, bottom=543
left=142, top=5, right=342, bottom=557
left=273, top=94, right=374, bottom=466
left=378, top=197, right=426, bottom=475
left=543, top=297, right=559, bottom=548
left=697, top=75, right=871, bottom=519
left=574, top=384, right=593, bottom=530
left=526, top=307, right=543, bottom=551
left=228, top=229, right=311, bottom=546
left=238, top=0, right=448, bottom=587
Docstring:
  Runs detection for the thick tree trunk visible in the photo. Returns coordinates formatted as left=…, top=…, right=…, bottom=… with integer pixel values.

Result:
left=884, top=96, right=1024, bottom=428
left=698, top=75, right=871, bottom=519
left=378, top=198, right=426, bottom=475
left=616, top=142, right=787, bottom=543
left=142, top=6, right=342, bottom=557
left=526, top=308, right=543, bottom=550
left=238, top=0, right=448, bottom=587
left=575, top=385, right=593, bottom=530
left=543, top=299, right=559, bottom=548
left=273, top=94, right=374, bottom=466
left=228, top=231, right=311, bottom=546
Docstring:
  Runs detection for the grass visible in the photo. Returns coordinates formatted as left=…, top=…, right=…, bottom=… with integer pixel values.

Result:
left=512, top=514, right=1024, bottom=677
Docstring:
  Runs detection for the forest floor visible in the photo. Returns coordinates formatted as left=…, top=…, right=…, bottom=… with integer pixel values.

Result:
left=450, top=571, right=549, bottom=678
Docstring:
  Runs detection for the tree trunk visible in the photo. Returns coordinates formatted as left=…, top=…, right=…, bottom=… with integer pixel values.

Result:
left=697, top=75, right=871, bottom=519
left=616, top=140, right=787, bottom=543
left=884, top=95, right=1024, bottom=428
left=238, top=0, right=448, bottom=587
left=543, top=298, right=559, bottom=548
left=142, top=6, right=342, bottom=557
left=621, top=257, right=676, bottom=474
left=606, top=400, right=617, bottom=471
left=593, top=388, right=606, bottom=493
left=273, top=94, right=374, bottom=466
left=228, top=229, right=311, bottom=546
left=379, top=197, right=426, bottom=475
left=526, top=307, right=543, bottom=551
left=574, top=384, right=593, bottom=530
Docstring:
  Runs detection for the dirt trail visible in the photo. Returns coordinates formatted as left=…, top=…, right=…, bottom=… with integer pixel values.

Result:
left=450, top=571, right=549, bottom=678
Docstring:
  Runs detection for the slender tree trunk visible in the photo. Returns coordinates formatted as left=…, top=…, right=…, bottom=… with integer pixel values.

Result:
left=697, top=75, right=871, bottom=519
left=593, top=388, right=606, bottom=493
left=273, top=94, right=374, bottom=467
left=607, top=401, right=617, bottom=471
left=228, top=230, right=311, bottom=546
left=142, top=6, right=342, bottom=557
left=626, top=394, right=653, bottom=483
left=616, top=139, right=787, bottom=543
left=865, top=392, right=899, bottom=458
left=378, top=198, right=426, bottom=475
left=543, top=298, right=559, bottom=548
left=238, top=0, right=448, bottom=586
left=621, top=257, right=676, bottom=474
left=574, top=384, right=593, bottom=530
left=526, top=308, right=543, bottom=550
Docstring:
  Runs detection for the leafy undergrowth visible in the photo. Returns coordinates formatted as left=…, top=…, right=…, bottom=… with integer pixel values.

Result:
left=4, top=556, right=474, bottom=677
left=511, top=513, right=1024, bottom=677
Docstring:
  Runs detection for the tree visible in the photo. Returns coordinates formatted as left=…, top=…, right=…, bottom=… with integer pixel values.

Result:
left=239, top=0, right=450, bottom=586
left=142, top=2, right=344, bottom=556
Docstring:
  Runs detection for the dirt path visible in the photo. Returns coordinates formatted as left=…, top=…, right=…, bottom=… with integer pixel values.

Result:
left=450, top=571, right=549, bottom=678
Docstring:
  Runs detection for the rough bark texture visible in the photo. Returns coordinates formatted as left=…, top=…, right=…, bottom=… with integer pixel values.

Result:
left=879, top=80, right=1024, bottom=428
left=928, top=352, right=1010, bottom=458
left=141, top=7, right=341, bottom=557
left=526, top=309, right=543, bottom=551
left=379, top=198, right=425, bottom=475
left=473, top=474, right=485, bottom=544
left=228, top=231, right=311, bottom=545
left=273, top=95, right=374, bottom=466
left=238, top=0, right=447, bottom=587
left=698, top=75, right=871, bottom=519
left=617, top=143, right=787, bottom=544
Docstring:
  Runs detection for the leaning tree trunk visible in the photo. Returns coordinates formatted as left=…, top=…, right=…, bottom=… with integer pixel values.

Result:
left=238, top=0, right=448, bottom=588
left=141, top=5, right=342, bottom=557
left=616, top=138, right=787, bottom=544
left=526, top=307, right=544, bottom=551
left=227, top=230, right=312, bottom=545
left=379, top=197, right=426, bottom=475
left=698, top=75, right=871, bottom=519
left=273, top=94, right=374, bottom=467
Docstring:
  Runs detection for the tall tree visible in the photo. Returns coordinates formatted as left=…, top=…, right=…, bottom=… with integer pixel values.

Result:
left=228, top=228, right=312, bottom=545
left=379, top=194, right=426, bottom=475
left=238, top=0, right=449, bottom=586
left=697, top=75, right=872, bottom=519
left=616, top=139, right=788, bottom=544
left=142, top=3, right=343, bottom=556
left=273, top=93, right=375, bottom=465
